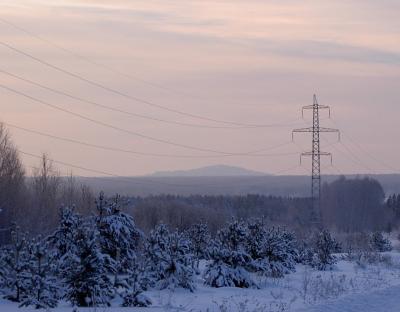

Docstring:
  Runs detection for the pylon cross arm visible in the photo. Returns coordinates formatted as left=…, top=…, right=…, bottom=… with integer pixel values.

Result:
left=302, top=104, right=331, bottom=117
left=300, top=151, right=332, bottom=165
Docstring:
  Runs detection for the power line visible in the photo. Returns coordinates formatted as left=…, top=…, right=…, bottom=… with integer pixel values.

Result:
left=0, top=83, right=301, bottom=157
left=0, top=69, right=302, bottom=130
left=19, top=149, right=304, bottom=189
left=0, top=40, right=289, bottom=128
left=323, top=137, right=375, bottom=173
left=18, top=149, right=199, bottom=188
left=331, top=163, right=344, bottom=175
left=329, top=119, right=399, bottom=173
left=0, top=16, right=198, bottom=99
left=0, top=83, right=236, bottom=155
left=344, top=133, right=399, bottom=173
left=338, top=141, right=376, bottom=173
left=4, top=122, right=299, bottom=159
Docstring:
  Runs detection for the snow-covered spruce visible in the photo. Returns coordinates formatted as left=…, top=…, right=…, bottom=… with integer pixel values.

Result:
left=0, top=225, right=31, bottom=303
left=19, top=236, right=58, bottom=309
left=145, top=224, right=195, bottom=292
left=369, top=231, right=392, bottom=252
left=184, top=222, right=211, bottom=272
left=48, top=206, right=82, bottom=264
left=95, top=193, right=143, bottom=273
left=311, top=229, right=340, bottom=271
left=204, top=219, right=256, bottom=288
left=121, top=259, right=152, bottom=307
left=246, top=220, right=297, bottom=278
left=62, top=223, right=115, bottom=307
left=296, top=241, right=315, bottom=266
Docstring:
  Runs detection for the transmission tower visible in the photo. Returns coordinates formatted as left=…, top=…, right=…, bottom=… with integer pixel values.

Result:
left=292, top=95, right=340, bottom=226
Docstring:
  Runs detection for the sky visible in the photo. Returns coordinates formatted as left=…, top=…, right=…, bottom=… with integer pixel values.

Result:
left=0, top=0, right=399, bottom=177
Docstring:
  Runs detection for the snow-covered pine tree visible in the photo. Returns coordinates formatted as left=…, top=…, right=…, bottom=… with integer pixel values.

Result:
left=296, top=241, right=314, bottom=266
left=246, top=219, right=297, bottom=278
left=145, top=224, right=195, bottom=292
left=62, top=223, right=114, bottom=307
left=121, top=258, right=152, bottom=307
left=0, top=225, right=30, bottom=303
left=311, top=229, right=339, bottom=270
left=185, top=222, right=211, bottom=272
left=19, top=236, right=58, bottom=309
left=369, top=231, right=392, bottom=252
left=262, top=227, right=297, bottom=277
left=204, top=219, right=256, bottom=288
left=48, top=205, right=82, bottom=263
left=95, top=193, right=142, bottom=273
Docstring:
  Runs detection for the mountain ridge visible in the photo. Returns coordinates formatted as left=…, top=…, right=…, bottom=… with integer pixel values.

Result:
left=149, top=164, right=268, bottom=177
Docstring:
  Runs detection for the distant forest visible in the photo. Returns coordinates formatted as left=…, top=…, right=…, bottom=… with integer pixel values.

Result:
left=129, top=175, right=396, bottom=234
left=76, top=174, right=400, bottom=197
left=0, top=122, right=399, bottom=243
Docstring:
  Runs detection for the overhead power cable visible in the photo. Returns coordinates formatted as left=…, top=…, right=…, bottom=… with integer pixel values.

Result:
left=323, top=138, right=375, bottom=174
left=18, top=149, right=199, bottom=188
left=0, top=16, right=196, bottom=99
left=343, top=133, right=399, bottom=173
left=5, top=122, right=299, bottom=158
left=0, top=40, right=289, bottom=128
left=0, top=69, right=301, bottom=130
left=1, top=83, right=300, bottom=157
left=329, top=119, right=399, bottom=173
left=20, top=149, right=304, bottom=189
left=0, top=83, right=234, bottom=155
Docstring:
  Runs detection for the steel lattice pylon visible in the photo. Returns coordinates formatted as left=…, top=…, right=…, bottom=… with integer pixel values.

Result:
left=292, top=95, right=340, bottom=226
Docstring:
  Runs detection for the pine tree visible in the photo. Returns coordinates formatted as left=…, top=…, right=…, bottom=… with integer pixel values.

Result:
left=95, top=193, right=142, bottom=272
left=245, top=220, right=297, bottom=277
left=48, top=205, right=82, bottom=262
left=0, top=225, right=30, bottom=302
left=204, top=219, right=256, bottom=288
left=63, top=224, right=114, bottom=307
left=185, top=222, right=211, bottom=272
left=19, top=236, right=58, bottom=309
left=369, top=231, right=392, bottom=252
left=121, top=259, right=152, bottom=307
left=145, top=224, right=195, bottom=291
left=311, top=229, right=339, bottom=271
left=296, top=241, right=314, bottom=266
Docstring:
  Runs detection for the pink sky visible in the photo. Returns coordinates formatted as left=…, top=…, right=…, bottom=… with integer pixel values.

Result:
left=1, top=0, right=399, bottom=176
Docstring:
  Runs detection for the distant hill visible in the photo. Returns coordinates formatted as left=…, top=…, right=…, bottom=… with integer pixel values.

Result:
left=76, top=174, right=400, bottom=197
left=150, top=165, right=267, bottom=177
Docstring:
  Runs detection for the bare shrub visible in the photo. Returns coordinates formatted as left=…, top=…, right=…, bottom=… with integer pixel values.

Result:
left=0, top=123, right=26, bottom=244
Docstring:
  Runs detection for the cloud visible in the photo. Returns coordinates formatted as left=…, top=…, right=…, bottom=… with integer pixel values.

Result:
left=249, top=39, right=400, bottom=66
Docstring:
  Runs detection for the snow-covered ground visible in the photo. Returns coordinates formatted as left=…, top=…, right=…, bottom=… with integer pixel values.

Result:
left=296, top=285, right=400, bottom=312
left=2, top=252, right=400, bottom=312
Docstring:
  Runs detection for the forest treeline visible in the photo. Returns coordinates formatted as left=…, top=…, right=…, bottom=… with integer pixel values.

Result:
left=0, top=122, right=398, bottom=244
